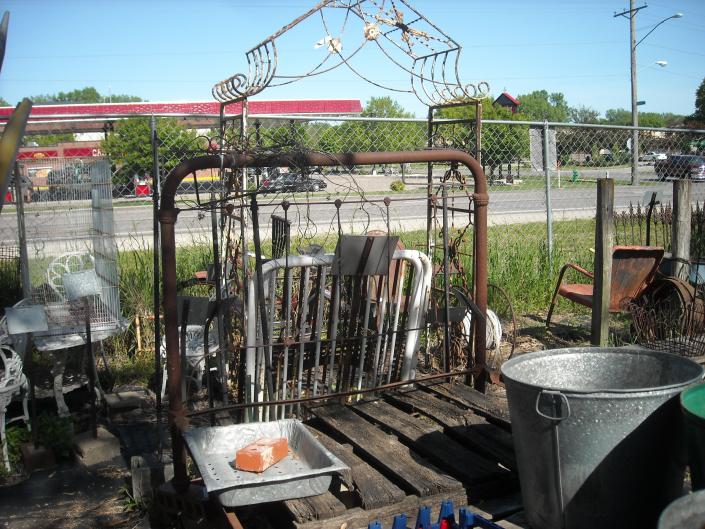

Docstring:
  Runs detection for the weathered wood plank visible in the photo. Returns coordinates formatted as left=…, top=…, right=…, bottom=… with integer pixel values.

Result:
left=351, top=399, right=507, bottom=485
left=499, top=510, right=530, bottom=528
left=292, top=489, right=469, bottom=529
left=386, top=390, right=516, bottom=470
left=284, top=492, right=347, bottom=523
left=420, top=380, right=512, bottom=425
left=306, top=425, right=406, bottom=510
left=310, top=404, right=463, bottom=497
left=472, top=492, right=524, bottom=521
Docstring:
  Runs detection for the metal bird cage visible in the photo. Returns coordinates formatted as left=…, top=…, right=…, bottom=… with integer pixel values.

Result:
left=18, top=157, right=123, bottom=339
left=627, top=279, right=705, bottom=358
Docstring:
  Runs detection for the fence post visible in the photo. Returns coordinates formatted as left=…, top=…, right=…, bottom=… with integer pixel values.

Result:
left=592, top=178, right=615, bottom=346
left=543, top=121, right=554, bottom=267
left=672, top=179, right=691, bottom=279
left=150, top=115, right=163, bottom=424
left=13, top=163, right=30, bottom=299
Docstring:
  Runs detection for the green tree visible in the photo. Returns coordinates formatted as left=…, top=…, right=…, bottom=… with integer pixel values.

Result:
left=361, top=96, right=413, bottom=119
left=26, top=87, right=144, bottom=147
left=32, top=86, right=142, bottom=104
left=101, top=117, right=199, bottom=186
left=685, top=76, right=705, bottom=128
left=515, top=90, right=570, bottom=122
left=438, top=97, right=529, bottom=178
left=358, top=97, right=422, bottom=152
left=603, top=108, right=685, bottom=128
left=570, top=105, right=600, bottom=124
left=603, top=108, right=632, bottom=125
left=0, top=97, right=9, bottom=106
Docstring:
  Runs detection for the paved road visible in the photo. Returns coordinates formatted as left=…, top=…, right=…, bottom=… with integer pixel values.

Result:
left=4, top=167, right=705, bottom=250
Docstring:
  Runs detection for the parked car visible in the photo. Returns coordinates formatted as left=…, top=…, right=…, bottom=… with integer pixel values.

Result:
left=260, top=173, right=327, bottom=193
left=640, top=151, right=667, bottom=163
left=654, top=155, right=705, bottom=181
left=48, top=164, right=91, bottom=200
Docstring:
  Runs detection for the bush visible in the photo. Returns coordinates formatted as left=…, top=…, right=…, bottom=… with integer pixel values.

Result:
left=390, top=180, right=405, bottom=192
left=0, top=426, right=30, bottom=476
left=37, top=414, right=74, bottom=460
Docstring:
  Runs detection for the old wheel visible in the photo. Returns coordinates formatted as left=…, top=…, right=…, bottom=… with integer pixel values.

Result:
left=485, top=283, right=517, bottom=370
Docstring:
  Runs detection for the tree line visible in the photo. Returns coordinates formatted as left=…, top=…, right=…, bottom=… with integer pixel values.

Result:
left=11, top=80, right=705, bottom=185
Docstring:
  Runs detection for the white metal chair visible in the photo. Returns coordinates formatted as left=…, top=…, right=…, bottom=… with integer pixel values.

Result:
left=0, top=343, right=30, bottom=472
left=160, top=296, right=220, bottom=401
left=245, top=249, right=432, bottom=418
left=36, top=252, right=103, bottom=417
left=46, top=251, right=95, bottom=301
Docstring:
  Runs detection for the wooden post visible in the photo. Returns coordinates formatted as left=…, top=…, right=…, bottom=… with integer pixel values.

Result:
left=672, top=179, right=691, bottom=279
left=592, top=179, right=614, bottom=346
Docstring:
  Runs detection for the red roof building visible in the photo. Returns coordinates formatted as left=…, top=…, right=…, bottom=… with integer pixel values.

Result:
left=493, top=92, right=520, bottom=113
left=0, top=99, right=362, bottom=119
left=0, top=99, right=363, bottom=134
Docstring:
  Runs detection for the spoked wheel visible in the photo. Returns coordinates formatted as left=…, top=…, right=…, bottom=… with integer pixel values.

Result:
left=485, top=283, right=517, bottom=370
left=450, top=284, right=516, bottom=372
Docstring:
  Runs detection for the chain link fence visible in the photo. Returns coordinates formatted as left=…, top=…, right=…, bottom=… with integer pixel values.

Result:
left=1, top=113, right=705, bottom=324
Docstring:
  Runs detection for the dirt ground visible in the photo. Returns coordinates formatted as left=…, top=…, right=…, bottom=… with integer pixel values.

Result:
left=0, top=462, right=145, bottom=529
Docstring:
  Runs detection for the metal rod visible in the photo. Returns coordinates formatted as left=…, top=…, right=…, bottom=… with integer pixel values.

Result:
left=281, top=266, right=293, bottom=417
left=84, top=298, right=97, bottom=439
left=645, top=191, right=657, bottom=246
left=250, top=194, right=275, bottom=404
left=151, top=116, right=163, bottom=427
left=186, top=367, right=477, bottom=418
left=371, top=275, right=387, bottom=389
left=441, top=181, right=451, bottom=373
left=179, top=298, right=189, bottom=402
left=311, top=265, right=327, bottom=396
left=13, top=163, right=30, bottom=299
left=210, top=190, right=227, bottom=406
left=544, top=121, right=554, bottom=267
left=296, top=267, right=311, bottom=414
left=385, top=265, right=404, bottom=384
left=159, top=207, right=189, bottom=492
left=356, top=281, right=373, bottom=392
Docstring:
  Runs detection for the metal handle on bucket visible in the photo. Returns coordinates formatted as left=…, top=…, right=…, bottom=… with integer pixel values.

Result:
left=536, top=390, right=571, bottom=421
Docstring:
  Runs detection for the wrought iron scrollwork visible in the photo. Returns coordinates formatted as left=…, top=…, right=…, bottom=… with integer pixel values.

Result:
left=212, top=0, right=489, bottom=107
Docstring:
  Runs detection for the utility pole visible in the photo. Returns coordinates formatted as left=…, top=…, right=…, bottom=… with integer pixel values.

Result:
left=614, top=1, right=646, bottom=186
left=614, top=4, right=682, bottom=186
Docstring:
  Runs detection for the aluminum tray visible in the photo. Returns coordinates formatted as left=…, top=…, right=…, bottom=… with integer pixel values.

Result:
left=183, top=419, right=349, bottom=507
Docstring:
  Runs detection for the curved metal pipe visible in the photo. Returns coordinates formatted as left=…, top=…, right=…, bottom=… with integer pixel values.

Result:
left=159, top=149, right=488, bottom=490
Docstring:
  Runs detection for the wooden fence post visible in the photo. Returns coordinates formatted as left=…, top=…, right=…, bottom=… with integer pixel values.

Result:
left=592, top=179, right=614, bottom=346
left=672, top=179, right=691, bottom=279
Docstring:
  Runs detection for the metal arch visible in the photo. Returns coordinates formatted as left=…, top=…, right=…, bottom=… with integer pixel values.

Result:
left=211, top=0, right=489, bottom=106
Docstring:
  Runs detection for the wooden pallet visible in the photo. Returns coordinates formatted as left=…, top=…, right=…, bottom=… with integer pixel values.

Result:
left=223, top=382, right=527, bottom=529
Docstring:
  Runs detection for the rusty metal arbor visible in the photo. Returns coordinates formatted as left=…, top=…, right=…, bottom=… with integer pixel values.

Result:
left=212, top=0, right=489, bottom=107
left=157, top=0, right=491, bottom=492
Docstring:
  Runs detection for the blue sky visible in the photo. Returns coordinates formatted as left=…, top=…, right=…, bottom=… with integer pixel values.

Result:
left=1, top=0, right=703, bottom=118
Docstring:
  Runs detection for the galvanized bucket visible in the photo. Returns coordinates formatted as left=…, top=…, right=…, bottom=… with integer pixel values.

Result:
left=681, top=383, right=705, bottom=490
left=658, top=490, right=705, bottom=529
left=501, top=347, right=703, bottom=529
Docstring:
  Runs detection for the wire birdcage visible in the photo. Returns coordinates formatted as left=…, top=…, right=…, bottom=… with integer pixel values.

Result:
left=19, top=157, right=122, bottom=338
left=628, top=292, right=705, bottom=358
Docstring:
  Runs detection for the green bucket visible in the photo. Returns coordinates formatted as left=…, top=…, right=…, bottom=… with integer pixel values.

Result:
left=682, top=383, right=705, bottom=490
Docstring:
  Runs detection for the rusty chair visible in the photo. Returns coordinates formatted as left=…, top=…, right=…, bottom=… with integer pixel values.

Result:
left=546, top=246, right=664, bottom=328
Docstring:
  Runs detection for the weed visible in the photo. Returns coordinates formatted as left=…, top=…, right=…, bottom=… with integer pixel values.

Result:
left=390, top=180, right=405, bottom=192
left=0, top=426, right=30, bottom=477
left=36, top=414, right=74, bottom=460
left=120, top=484, right=151, bottom=514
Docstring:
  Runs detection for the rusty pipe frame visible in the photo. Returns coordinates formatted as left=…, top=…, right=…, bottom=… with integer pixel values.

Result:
left=159, top=149, right=488, bottom=491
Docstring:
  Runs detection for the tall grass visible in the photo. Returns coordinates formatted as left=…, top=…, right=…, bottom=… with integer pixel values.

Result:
left=115, top=219, right=597, bottom=323
left=107, top=218, right=597, bottom=385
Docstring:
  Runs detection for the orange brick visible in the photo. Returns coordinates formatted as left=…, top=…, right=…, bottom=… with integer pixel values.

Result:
left=235, top=437, right=289, bottom=473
